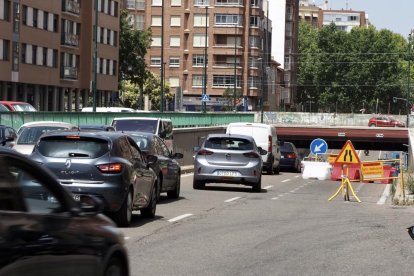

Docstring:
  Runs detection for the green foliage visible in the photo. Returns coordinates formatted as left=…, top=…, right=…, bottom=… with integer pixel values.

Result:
left=298, top=22, right=411, bottom=114
left=120, top=73, right=173, bottom=111
left=222, top=88, right=243, bottom=111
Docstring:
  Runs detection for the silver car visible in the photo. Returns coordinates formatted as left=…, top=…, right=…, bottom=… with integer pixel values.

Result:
left=193, top=134, right=265, bottom=192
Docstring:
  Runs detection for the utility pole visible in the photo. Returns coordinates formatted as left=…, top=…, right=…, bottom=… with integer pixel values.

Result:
left=202, top=5, right=210, bottom=113
left=92, top=0, right=98, bottom=112
left=160, top=0, right=164, bottom=112
left=233, top=22, right=237, bottom=112
left=407, top=31, right=412, bottom=128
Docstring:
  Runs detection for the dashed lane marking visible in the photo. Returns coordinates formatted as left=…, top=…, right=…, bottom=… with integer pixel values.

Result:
left=377, top=184, right=391, bottom=205
left=281, top=179, right=291, bottom=183
left=124, top=237, right=130, bottom=240
left=263, top=185, right=273, bottom=190
left=224, top=197, right=241, bottom=203
left=168, top=214, right=193, bottom=223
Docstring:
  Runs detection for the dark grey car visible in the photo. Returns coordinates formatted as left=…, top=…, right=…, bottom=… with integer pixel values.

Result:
left=128, top=132, right=183, bottom=202
left=30, top=131, right=158, bottom=227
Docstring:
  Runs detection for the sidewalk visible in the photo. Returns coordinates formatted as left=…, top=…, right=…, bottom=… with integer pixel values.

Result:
left=181, top=165, right=194, bottom=175
left=393, top=173, right=414, bottom=205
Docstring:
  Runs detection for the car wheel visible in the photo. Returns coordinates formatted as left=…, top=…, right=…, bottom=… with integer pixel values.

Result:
left=167, top=174, right=180, bottom=199
left=104, top=256, right=127, bottom=276
left=296, top=163, right=301, bottom=173
left=113, top=189, right=133, bottom=227
left=369, top=124, right=375, bottom=127
left=252, top=176, right=262, bottom=193
left=141, top=184, right=156, bottom=218
left=193, top=179, right=205, bottom=189
left=266, top=164, right=274, bottom=175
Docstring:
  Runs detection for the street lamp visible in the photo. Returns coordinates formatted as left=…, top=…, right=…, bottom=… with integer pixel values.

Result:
left=160, top=0, right=165, bottom=112
left=233, top=22, right=237, bottom=112
left=407, top=31, right=413, bottom=127
left=92, top=0, right=99, bottom=112
left=202, top=5, right=213, bottom=113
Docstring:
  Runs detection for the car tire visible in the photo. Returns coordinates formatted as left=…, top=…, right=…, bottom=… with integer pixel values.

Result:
left=141, top=184, right=156, bottom=218
left=104, top=256, right=127, bottom=276
left=113, top=189, right=133, bottom=227
left=369, top=124, right=375, bottom=127
left=193, top=179, right=205, bottom=189
left=167, top=174, right=180, bottom=199
left=273, top=164, right=280, bottom=175
left=266, top=164, right=274, bottom=175
left=252, top=176, right=262, bottom=193
left=296, top=163, right=301, bottom=173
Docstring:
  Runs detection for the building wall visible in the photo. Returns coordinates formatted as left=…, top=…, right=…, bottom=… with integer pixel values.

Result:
left=0, top=0, right=120, bottom=111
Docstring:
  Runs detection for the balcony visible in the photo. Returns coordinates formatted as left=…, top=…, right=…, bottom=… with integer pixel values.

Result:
left=61, top=33, right=79, bottom=47
left=62, top=0, right=80, bottom=15
left=212, top=62, right=241, bottom=68
left=61, top=66, right=78, bottom=80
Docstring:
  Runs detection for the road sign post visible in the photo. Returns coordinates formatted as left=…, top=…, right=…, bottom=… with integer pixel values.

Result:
left=310, top=138, right=328, bottom=155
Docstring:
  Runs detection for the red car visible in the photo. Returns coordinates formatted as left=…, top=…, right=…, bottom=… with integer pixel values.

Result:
left=368, top=116, right=405, bottom=127
left=0, top=101, right=36, bottom=112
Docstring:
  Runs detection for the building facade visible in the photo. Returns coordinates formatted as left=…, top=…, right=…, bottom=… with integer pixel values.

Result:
left=298, top=0, right=319, bottom=27
left=319, top=9, right=368, bottom=32
left=125, top=0, right=278, bottom=112
left=281, top=0, right=299, bottom=111
left=0, top=0, right=120, bottom=111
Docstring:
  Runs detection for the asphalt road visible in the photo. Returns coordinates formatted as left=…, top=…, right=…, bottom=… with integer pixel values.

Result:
left=120, top=158, right=414, bottom=275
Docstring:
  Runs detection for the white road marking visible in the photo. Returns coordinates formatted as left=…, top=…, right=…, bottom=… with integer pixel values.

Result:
left=377, top=184, right=392, bottom=205
left=295, top=175, right=300, bottom=178
left=181, top=173, right=194, bottom=178
left=263, top=185, right=273, bottom=190
left=379, top=151, right=382, bottom=160
left=358, top=150, right=361, bottom=157
left=124, top=237, right=130, bottom=240
left=168, top=214, right=193, bottom=222
left=279, top=194, right=285, bottom=197
left=224, top=197, right=241, bottom=203
left=271, top=197, right=279, bottom=200
left=355, top=183, right=365, bottom=193
left=282, top=179, right=291, bottom=183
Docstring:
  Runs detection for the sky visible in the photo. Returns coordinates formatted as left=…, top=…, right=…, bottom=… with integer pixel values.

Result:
left=269, top=0, right=414, bottom=68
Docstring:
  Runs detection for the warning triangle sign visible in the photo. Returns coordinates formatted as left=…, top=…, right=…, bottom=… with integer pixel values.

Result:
left=334, top=140, right=361, bottom=165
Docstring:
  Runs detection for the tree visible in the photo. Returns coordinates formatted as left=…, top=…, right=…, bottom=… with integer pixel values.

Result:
left=119, top=10, right=152, bottom=109
left=297, top=21, right=408, bottom=114
left=222, top=88, right=243, bottom=111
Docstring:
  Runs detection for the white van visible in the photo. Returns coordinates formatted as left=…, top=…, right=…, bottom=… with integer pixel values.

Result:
left=226, top=122, right=281, bottom=174
left=111, top=117, right=174, bottom=151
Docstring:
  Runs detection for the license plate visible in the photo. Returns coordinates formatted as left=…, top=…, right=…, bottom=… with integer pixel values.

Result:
left=73, top=194, right=81, bottom=201
left=218, top=171, right=238, bottom=177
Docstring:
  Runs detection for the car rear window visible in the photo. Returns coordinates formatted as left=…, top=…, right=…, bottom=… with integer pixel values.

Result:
left=112, top=119, right=158, bottom=134
left=130, top=135, right=150, bottom=151
left=281, top=143, right=294, bottom=152
left=17, top=126, right=72, bottom=144
left=37, top=136, right=109, bottom=158
left=12, top=103, right=37, bottom=112
left=204, top=137, right=253, bottom=151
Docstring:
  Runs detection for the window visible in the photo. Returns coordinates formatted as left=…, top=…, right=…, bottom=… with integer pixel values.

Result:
left=194, top=0, right=208, bottom=5
left=248, top=76, right=259, bottom=88
left=0, top=39, right=9, bottom=61
left=150, top=56, right=161, bottom=67
left=169, top=57, right=180, bottom=67
left=213, top=75, right=240, bottom=87
left=250, top=0, right=261, bottom=7
left=193, top=14, right=208, bottom=27
left=216, top=0, right=242, bottom=5
left=169, top=77, right=179, bottom=87
left=193, top=34, right=208, bottom=47
left=215, top=14, right=241, bottom=25
left=192, top=54, right=206, bottom=67
left=249, top=36, right=260, bottom=48
left=170, top=15, right=181, bottom=26
left=151, top=15, right=161, bottom=26
left=151, top=36, right=161, bottom=47
left=192, top=75, right=203, bottom=87
left=250, top=16, right=260, bottom=27
left=152, top=0, right=162, bottom=6
left=170, top=36, right=180, bottom=47
left=0, top=0, right=10, bottom=21
left=171, top=0, right=181, bottom=6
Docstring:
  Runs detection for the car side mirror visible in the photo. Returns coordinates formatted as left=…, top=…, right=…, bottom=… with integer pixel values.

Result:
left=79, top=195, right=103, bottom=215
left=146, top=155, right=158, bottom=167
left=408, top=226, right=414, bottom=240
left=258, top=147, right=267, bottom=155
left=159, top=131, right=166, bottom=139
left=173, top=152, right=183, bottom=159
left=193, top=146, right=201, bottom=152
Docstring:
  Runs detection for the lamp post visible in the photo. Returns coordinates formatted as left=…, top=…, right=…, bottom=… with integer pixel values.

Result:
left=407, top=31, right=412, bottom=128
left=233, top=22, right=237, bottom=112
left=202, top=5, right=212, bottom=113
left=92, top=0, right=98, bottom=112
left=160, top=0, right=165, bottom=112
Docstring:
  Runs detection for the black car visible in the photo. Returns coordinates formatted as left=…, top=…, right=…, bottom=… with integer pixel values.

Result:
left=79, top=124, right=116, bottom=132
left=0, top=125, right=17, bottom=147
left=30, top=131, right=158, bottom=227
left=128, top=132, right=183, bottom=202
left=280, top=142, right=301, bottom=172
left=0, top=148, right=129, bottom=276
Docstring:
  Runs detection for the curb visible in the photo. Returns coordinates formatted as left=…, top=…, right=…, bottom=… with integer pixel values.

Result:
left=181, top=165, right=194, bottom=174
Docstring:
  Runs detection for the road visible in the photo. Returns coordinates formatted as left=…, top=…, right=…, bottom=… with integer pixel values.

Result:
left=120, top=161, right=414, bottom=275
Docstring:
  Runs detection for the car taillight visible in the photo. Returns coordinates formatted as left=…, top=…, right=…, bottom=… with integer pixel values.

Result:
left=287, top=153, right=296, bottom=159
left=97, top=163, right=123, bottom=173
left=197, top=149, right=214, bottom=156
left=268, top=135, right=272, bottom=152
left=243, top=152, right=260, bottom=158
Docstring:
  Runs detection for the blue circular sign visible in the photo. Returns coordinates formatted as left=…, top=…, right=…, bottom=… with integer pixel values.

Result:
left=310, top=139, right=328, bottom=155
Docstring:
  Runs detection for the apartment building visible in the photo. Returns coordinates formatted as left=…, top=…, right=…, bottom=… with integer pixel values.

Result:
left=125, top=0, right=275, bottom=112
left=0, top=0, right=120, bottom=111
left=319, top=9, right=368, bottom=32
left=298, top=0, right=319, bottom=27
left=281, top=0, right=299, bottom=111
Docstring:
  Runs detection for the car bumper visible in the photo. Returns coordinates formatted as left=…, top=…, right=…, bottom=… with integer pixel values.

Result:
left=280, top=158, right=297, bottom=169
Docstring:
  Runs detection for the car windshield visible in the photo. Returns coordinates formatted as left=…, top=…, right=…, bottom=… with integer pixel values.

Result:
left=0, top=104, right=9, bottom=112
left=37, top=137, right=109, bottom=158
left=281, top=143, right=294, bottom=152
left=17, top=126, right=71, bottom=144
left=12, top=103, right=37, bottom=112
left=204, top=137, right=253, bottom=151
left=113, top=119, right=158, bottom=133
left=130, top=134, right=151, bottom=151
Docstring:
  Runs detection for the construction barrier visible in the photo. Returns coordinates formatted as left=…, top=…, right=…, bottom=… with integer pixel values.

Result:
left=331, top=163, right=360, bottom=181
left=302, top=161, right=332, bottom=180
